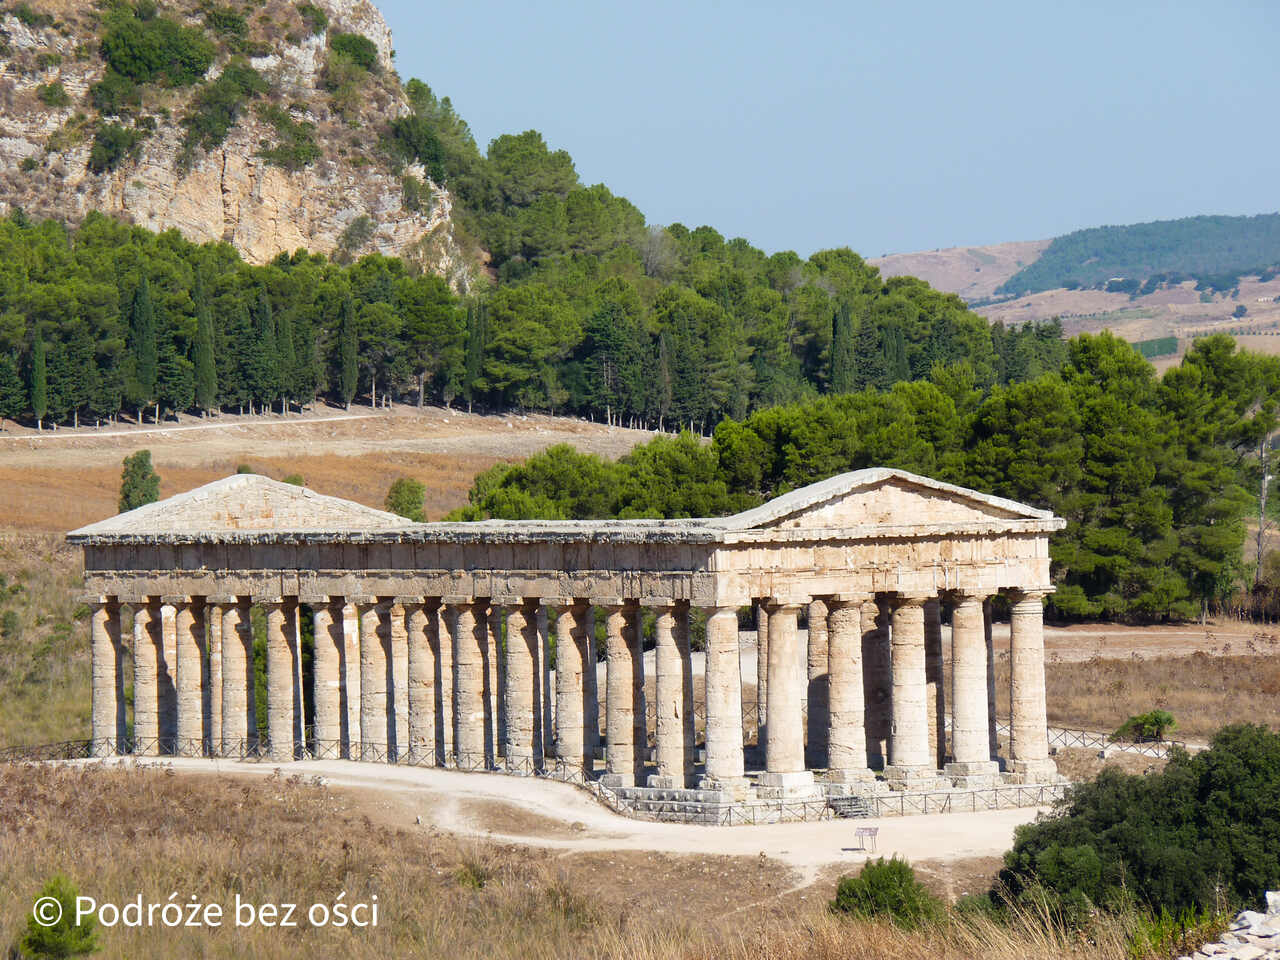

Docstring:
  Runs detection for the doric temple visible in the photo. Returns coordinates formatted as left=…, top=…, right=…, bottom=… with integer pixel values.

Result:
left=68, top=467, right=1065, bottom=810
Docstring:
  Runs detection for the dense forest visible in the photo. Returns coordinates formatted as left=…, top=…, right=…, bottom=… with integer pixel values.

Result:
left=447, top=333, right=1280, bottom=623
left=0, top=210, right=1068, bottom=430
left=997, top=213, right=1280, bottom=297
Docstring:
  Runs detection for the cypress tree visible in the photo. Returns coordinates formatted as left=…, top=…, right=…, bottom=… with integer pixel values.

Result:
left=249, top=289, right=278, bottom=411
left=129, top=277, right=157, bottom=422
left=193, top=272, right=217, bottom=415
left=338, top=294, right=358, bottom=410
left=463, top=299, right=486, bottom=412
left=30, top=337, right=47, bottom=430
left=851, top=315, right=882, bottom=390
left=293, top=311, right=318, bottom=408
left=276, top=308, right=296, bottom=414
left=830, top=302, right=856, bottom=394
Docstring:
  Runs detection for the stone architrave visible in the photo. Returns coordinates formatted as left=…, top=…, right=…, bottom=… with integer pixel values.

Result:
left=860, top=599, right=891, bottom=770
left=1008, top=591, right=1056, bottom=783
left=701, top=607, right=746, bottom=792
left=945, top=593, right=999, bottom=787
left=90, top=598, right=122, bottom=757
left=405, top=599, right=435, bottom=765
left=806, top=598, right=830, bottom=767
left=826, top=597, right=873, bottom=782
left=132, top=599, right=160, bottom=756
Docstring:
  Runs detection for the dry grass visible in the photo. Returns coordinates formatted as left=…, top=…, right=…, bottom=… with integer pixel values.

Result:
left=0, top=763, right=1138, bottom=960
left=992, top=646, right=1280, bottom=742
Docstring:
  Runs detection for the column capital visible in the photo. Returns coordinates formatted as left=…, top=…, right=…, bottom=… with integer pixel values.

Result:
left=441, top=594, right=473, bottom=606
left=765, top=599, right=804, bottom=613
left=160, top=594, right=194, bottom=605
left=589, top=596, right=629, bottom=609
left=253, top=596, right=286, bottom=606
left=825, top=593, right=872, bottom=608
left=205, top=594, right=243, bottom=605
left=889, top=593, right=930, bottom=608
left=393, top=595, right=427, bottom=609
left=943, top=589, right=989, bottom=604
left=80, top=594, right=119, bottom=607
left=543, top=596, right=589, bottom=609
left=1009, top=588, right=1050, bottom=605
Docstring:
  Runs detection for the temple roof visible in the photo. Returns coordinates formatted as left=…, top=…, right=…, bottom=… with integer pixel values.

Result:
left=67, top=468, right=1063, bottom=545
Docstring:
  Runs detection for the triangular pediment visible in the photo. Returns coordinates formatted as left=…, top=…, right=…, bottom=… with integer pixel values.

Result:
left=68, top=474, right=416, bottom=538
left=717, top=468, right=1051, bottom=532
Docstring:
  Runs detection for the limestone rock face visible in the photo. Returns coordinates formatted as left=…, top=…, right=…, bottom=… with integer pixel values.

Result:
left=0, top=0, right=476, bottom=289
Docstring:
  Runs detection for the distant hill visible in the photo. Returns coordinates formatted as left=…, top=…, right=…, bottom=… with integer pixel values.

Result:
left=998, top=213, right=1280, bottom=297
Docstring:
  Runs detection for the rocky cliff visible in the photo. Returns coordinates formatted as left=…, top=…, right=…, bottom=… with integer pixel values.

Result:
left=0, top=0, right=477, bottom=289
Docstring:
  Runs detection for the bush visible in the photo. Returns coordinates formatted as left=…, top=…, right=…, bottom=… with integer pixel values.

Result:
left=1111, top=709, right=1176, bottom=742
left=100, top=9, right=215, bottom=87
left=385, top=476, right=426, bottom=521
left=180, top=59, right=267, bottom=155
left=18, top=874, right=98, bottom=959
left=1000, top=724, right=1280, bottom=918
left=88, top=122, right=146, bottom=174
left=281, top=473, right=305, bottom=486
left=11, top=2, right=53, bottom=29
left=329, top=31, right=378, bottom=71
left=36, top=82, right=70, bottom=107
left=296, top=1, right=327, bottom=35
left=203, top=5, right=246, bottom=41
left=89, top=69, right=142, bottom=116
left=388, top=113, right=446, bottom=182
left=338, top=214, right=375, bottom=257
left=119, top=449, right=160, bottom=512
left=255, top=103, right=320, bottom=171
left=829, top=856, right=943, bottom=930
left=19, top=156, right=37, bottom=172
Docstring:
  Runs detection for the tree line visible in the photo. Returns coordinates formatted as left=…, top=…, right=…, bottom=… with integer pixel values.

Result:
left=445, top=333, right=1279, bottom=624
left=0, top=210, right=1065, bottom=430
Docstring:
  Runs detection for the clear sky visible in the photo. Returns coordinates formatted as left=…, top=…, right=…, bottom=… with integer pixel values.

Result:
left=377, top=0, right=1278, bottom=258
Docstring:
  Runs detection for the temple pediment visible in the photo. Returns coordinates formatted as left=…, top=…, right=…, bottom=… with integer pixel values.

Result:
left=716, top=468, right=1053, bottom=532
left=69, top=474, right=415, bottom=538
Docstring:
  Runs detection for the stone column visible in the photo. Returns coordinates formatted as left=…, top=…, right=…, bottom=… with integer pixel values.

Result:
left=390, top=600, right=409, bottom=761
left=625, top=601, right=646, bottom=782
left=263, top=598, right=294, bottom=762
left=436, top=602, right=454, bottom=763
left=984, top=597, right=999, bottom=762
left=861, top=599, right=891, bottom=770
left=755, top=600, right=769, bottom=741
left=945, top=593, right=1000, bottom=787
left=806, top=598, right=830, bottom=767
left=452, top=598, right=488, bottom=769
left=701, top=606, right=747, bottom=792
left=207, top=601, right=222, bottom=757
left=499, top=601, right=540, bottom=773
left=887, top=596, right=932, bottom=787
left=650, top=602, right=693, bottom=788
left=1008, top=590, right=1056, bottom=782
left=601, top=602, right=636, bottom=787
left=405, top=599, right=435, bottom=764
left=90, top=597, right=123, bottom=757
left=173, top=596, right=205, bottom=758
left=826, top=597, right=873, bottom=783
left=341, top=601, right=361, bottom=759
left=486, top=602, right=503, bottom=760
left=311, top=598, right=343, bottom=756
left=158, top=598, right=178, bottom=754
left=924, top=598, right=946, bottom=770
left=132, top=599, right=160, bottom=756
left=358, top=598, right=390, bottom=761
left=553, top=600, right=591, bottom=775
left=761, top=602, right=813, bottom=795
left=218, top=598, right=254, bottom=756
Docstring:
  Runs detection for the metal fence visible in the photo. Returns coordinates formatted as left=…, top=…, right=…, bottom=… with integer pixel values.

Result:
left=994, top=721, right=1187, bottom=759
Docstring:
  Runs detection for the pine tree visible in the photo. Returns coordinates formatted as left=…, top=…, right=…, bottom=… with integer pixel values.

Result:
left=830, top=302, right=856, bottom=393
left=128, top=277, right=158, bottom=422
left=463, top=299, right=486, bottom=412
left=0, top=353, right=25, bottom=428
left=30, top=337, right=47, bottom=430
left=193, top=271, right=218, bottom=415
left=119, top=449, right=160, bottom=512
left=338, top=294, right=358, bottom=410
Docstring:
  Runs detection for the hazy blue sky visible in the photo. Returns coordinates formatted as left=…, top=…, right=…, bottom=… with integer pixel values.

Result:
left=378, top=0, right=1277, bottom=258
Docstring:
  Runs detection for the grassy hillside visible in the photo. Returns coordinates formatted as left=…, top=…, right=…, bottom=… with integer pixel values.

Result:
left=997, top=213, right=1280, bottom=297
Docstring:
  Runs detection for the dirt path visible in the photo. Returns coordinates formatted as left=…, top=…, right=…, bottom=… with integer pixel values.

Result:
left=114, top=757, right=1044, bottom=891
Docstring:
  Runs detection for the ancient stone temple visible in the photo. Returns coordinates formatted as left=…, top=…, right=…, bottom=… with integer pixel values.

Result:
left=69, top=468, right=1065, bottom=813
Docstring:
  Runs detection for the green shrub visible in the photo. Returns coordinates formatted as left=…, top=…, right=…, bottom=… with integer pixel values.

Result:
left=203, top=4, right=246, bottom=40
left=100, top=9, right=215, bottom=87
left=11, top=3, right=53, bottom=29
left=401, top=175, right=432, bottom=213
left=36, top=81, right=70, bottom=107
left=1111, top=709, right=1176, bottom=742
left=321, top=50, right=366, bottom=121
left=388, top=113, right=446, bottom=182
left=235, top=463, right=255, bottom=474
left=1000, top=724, right=1280, bottom=918
left=35, top=51, right=61, bottom=69
left=829, top=856, right=943, bottom=930
left=329, top=31, right=377, bottom=71
left=281, top=473, right=305, bottom=486
left=338, top=214, right=375, bottom=256
left=88, top=122, right=146, bottom=174
left=180, top=59, right=267, bottom=155
left=255, top=103, right=320, bottom=171
left=90, top=69, right=142, bottom=116
left=385, top=476, right=426, bottom=521
left=118, top=449, right=160, bottom=511
left=19, top=156, right=38, bottom=172
left=18, top=874, right=98, bottom=959
left=0, top=609, right=21, bottom=641
left=296, top=1, right=327, bottom=35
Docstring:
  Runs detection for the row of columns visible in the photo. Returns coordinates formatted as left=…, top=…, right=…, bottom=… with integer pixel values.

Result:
left=88, top=588, right=1055, bottom=789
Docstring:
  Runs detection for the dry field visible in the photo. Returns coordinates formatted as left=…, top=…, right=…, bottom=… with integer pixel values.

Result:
left=0, top=404, right=655, bottom=532
left=0, top=763, right=1141, bottom=960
